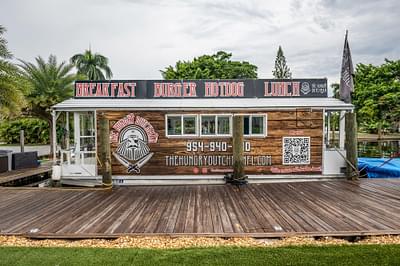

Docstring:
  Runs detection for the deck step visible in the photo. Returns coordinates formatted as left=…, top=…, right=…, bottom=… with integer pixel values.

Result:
left=60, top=174, right=344, bottom=186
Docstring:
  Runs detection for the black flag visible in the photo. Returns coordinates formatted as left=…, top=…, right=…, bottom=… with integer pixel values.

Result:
left=339, top=30, right=354, bottom=103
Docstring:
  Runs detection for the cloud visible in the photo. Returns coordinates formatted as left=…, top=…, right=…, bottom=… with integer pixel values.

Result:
left=0, top=0, right=398, bottom=85
left=195, top=1, right=274, bottom=22
left=313, top=15, right=335, bottom=30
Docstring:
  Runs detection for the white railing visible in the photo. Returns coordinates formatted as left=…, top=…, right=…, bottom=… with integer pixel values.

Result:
left=60, top=148, right=96, bottom=177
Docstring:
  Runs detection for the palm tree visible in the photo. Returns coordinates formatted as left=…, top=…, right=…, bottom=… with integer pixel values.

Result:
left=0, top=25, right=12, bottom=59
left=19, top=55, right=76, bottom=156
left=0, top=25, right=25, bottom=117
left=70, top=49, right=112, bottom=80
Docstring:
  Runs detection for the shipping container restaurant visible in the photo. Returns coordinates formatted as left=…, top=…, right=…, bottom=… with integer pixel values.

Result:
left=51, top=79, right=353, bottom=185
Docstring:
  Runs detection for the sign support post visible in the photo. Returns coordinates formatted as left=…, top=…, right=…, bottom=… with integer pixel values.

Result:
left=345, top=111, right=358, bottom=180
left=98, top=112, right=112, bottom=187
left=233, top=115, right=245, bottom=180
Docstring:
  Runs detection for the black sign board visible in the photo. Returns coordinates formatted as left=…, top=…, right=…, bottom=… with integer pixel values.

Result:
left=74, top=79, right=327, bottom=99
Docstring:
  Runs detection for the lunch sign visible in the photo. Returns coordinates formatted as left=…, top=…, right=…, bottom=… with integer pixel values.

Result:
left=74, top=79, right=328, bottom=99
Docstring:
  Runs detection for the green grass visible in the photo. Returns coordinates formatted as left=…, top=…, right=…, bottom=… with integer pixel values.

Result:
left=1, top=245, right=400, bottom=266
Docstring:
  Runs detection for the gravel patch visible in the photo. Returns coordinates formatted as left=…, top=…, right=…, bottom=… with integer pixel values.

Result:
left=0, top=235, right=399, bottom=249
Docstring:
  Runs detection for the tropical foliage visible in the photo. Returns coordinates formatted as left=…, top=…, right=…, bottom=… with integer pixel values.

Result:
left=161, top=51, right=257, bottom=79
left=331, top=82, right=340, bottom=99
left=70, top=49, right=113, bottom=80
left=272, top=46, right=292, bottom=79
left=0, top=25, right=26, bottom=117
left=0, top=118, right=64, bottom=144
left=19, top=55, right=76, bottom=152
left=353, top=59, right=400, bottom=137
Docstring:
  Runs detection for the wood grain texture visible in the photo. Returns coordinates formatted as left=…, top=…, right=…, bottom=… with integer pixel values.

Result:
left=97, top=110, right=323, bottom=175
left=1, top=179, right=400, bottom=238
left=0, top=163, right=52, bottom=186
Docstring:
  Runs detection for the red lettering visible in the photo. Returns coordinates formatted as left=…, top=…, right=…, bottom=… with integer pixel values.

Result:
left=237, top=82, right=244, bottom=96
left=154, top=83, right=162, bottom=97
left=211, top=82, right=219, bottom=97
left=130, top=83, right=136, bottom=97
left=189, top=83, right=196, bottom=97
left=175, top=83, right=182, bottom=97
left=205, top=82, right=211, bottom=96
left=264, top=82, right=270, bottom=96
left=89, top=83, right=96, bottom=96
left=283, top=83, right=288, bottom=95
left=118, top=83, right=125, bottom=97
left=95, top=83, right=103, bottom=97
left=76, top=83, right=84, bottom=97
left=167, top=83, right=174, bottom=97
left=220, top=82, right=227, bottom=96
left=110, top=83, right=118, bottom=97
left=153, top=82, right=196, bottom=97
left=292, top=82, right=300, bottom=96
left=82, top=83, right=89, bottom=97
left=123, top=83, right=131, bottom=97
left=204, top=82, right=244, bottom=97
left=102, top=83, right=109, bottom=97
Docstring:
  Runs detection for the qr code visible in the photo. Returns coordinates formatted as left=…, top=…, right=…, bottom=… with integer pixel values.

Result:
left=282, top=137, right=310, bottom=165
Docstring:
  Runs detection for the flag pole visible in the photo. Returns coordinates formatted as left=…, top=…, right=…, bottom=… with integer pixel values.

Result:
left=340, top=30, right=359, bottom=180
left=345, top=111, right=358, bottom=180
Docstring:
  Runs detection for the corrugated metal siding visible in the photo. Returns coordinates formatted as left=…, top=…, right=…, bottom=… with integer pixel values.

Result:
left=52, top=98, right=353, bottom=111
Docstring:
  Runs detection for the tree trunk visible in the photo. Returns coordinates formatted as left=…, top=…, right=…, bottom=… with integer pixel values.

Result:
left=98, top=113, right=112, bottom=187
left=233, top=115, right=245, bottom=180
left=345, top=112, right=358, bottom=180
left=331, top=118, right=335, bottom=146
left=378, top=140, right=383, bottom=157
left=377, top=122, right=383, bottom=140
left=48, top=119, right=54, bottom=160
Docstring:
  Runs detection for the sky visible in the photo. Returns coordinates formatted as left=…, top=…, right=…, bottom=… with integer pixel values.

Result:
left=1, top=0, right=399, bottom=87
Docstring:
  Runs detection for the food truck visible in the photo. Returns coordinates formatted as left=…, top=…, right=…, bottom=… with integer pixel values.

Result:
left=51, top=79, right=353, bottom=185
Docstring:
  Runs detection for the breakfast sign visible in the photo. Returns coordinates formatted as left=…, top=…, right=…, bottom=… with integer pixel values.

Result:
left=75, top=79, right=328, bottom=99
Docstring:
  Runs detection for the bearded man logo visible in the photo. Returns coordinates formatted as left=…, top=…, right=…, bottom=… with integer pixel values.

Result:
left=113, top=125, right=154, bottom=174
left=117, top=135, right=150, bottom=161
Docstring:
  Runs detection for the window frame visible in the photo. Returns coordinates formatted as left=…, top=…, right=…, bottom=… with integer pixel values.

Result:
left=242, top=114, right=267, bottom=137
left=165, top=114, right=199, bottom=137
left=165, top=113, right=267, bottom=138
left=200, top=114, right=233, bottom=137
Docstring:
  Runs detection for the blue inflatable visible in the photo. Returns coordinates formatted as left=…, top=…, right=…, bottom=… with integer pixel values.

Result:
left=358, top=158, right=400, bottom=178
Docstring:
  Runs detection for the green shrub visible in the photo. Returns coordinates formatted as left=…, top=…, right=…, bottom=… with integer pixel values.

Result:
left=0, top=118, right=52, bottom=144
left=359, top=120, right=392, bottom=134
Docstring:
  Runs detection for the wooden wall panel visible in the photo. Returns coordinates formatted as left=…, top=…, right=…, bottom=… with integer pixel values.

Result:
left=97, top=110, right=323, bottom=175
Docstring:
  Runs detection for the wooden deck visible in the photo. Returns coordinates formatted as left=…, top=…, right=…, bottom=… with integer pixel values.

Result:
left=1, top=179, right=400, bottom=238
left=0, top=163, right=52, bottom=186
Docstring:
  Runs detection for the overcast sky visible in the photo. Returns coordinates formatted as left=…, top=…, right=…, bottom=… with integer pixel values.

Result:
left=1, top=0, right=399, bottom=85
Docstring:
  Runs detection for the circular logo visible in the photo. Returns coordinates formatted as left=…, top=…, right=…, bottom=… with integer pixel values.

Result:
left=301, top=82, right=311, bottom=95
left=111, top=113, right=158, bottom=174
left=119, top=125, right=148, bottom=143
left=116, top=125, right=150, bottom=161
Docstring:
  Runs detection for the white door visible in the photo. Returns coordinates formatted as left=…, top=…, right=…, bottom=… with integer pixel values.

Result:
left=61, top=111, right=96, bottom=177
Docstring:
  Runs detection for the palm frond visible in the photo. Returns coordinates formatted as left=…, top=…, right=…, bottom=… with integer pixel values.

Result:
left=18, top=54, right=77, bottom=119
left=70, top=49, right=113, bottom=80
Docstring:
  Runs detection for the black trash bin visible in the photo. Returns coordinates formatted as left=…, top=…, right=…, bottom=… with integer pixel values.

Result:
left=0, top=150, right=13, bottom=172
left=12, top=151, right=39, bottom=170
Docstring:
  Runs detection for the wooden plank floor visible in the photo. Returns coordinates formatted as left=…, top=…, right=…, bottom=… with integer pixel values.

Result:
left=1, top=179, right=400, bottom=238
left=0, top=162, right=52, bottom=185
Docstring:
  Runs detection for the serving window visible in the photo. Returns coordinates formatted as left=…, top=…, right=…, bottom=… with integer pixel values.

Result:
left=165, top=113, right=266, bottom=138
left=183, top=116, right=196, bottom=135
left=166, top=115, right=198, bottom=137
left=200, top=115, right=232, bottom=137
left=243, top=115, right=267, bottom=137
